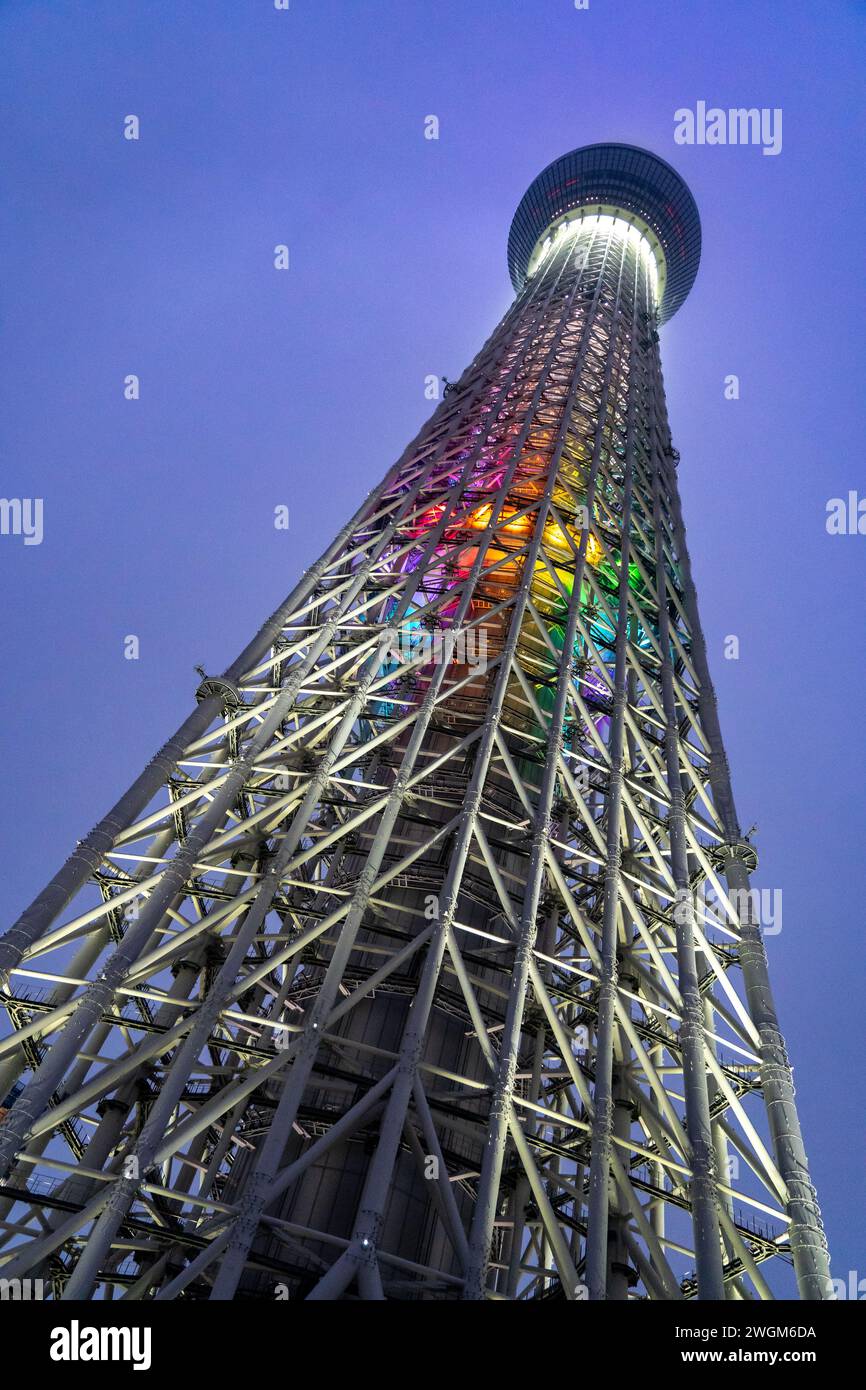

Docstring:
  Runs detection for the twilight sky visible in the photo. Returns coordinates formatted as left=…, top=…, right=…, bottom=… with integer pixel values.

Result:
left=1, top=0, right=864, bottom=1287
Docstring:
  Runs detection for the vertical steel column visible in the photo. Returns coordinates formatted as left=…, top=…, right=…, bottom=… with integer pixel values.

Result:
left=659, top=448, right=831, bottom=1301
left=464, top=221, right=629, bottom=1299
left=650, top=408, right=726, bottom=1300
left=584, top=231, right=642, bottom=1301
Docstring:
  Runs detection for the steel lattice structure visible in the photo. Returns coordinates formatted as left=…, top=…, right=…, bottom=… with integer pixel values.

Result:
left=0, top=143, right=831, bottom=1302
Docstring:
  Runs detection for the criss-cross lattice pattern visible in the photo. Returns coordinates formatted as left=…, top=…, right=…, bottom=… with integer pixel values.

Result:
left=0, top=211, right=830, bottom=1302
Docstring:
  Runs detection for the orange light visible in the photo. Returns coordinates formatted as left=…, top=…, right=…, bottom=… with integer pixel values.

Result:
left=456, top=545, right=521, bottom=594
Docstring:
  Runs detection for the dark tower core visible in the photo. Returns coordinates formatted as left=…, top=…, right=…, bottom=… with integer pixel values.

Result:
left=0, top=144, right=830, bottom=1302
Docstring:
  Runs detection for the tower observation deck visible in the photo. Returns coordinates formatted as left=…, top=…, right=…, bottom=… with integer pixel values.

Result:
left=0, top=144, right=830, bottom=1302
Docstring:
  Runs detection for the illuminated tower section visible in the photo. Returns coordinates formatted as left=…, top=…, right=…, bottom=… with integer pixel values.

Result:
left=0, top=144, right=831, bottom=1302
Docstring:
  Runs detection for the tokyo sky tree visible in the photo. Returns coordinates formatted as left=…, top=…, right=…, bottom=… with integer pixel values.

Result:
left=0, top=143, right=831, bottom=1302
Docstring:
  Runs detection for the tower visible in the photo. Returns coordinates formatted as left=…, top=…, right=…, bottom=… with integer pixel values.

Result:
left=0, top=143, right=831, bottom=1301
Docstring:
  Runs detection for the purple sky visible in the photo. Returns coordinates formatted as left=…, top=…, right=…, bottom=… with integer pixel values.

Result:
left=2, top=0, right=864, bottom=1286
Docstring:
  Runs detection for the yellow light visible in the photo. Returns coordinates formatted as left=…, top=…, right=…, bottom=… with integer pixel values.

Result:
left=543, top=519, right=604, bottom=567
left=465, top=503, right=531, bottom=537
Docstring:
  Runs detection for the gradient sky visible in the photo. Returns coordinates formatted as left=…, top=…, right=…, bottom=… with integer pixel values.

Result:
left=1, top=0, right=864, bottom=1288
